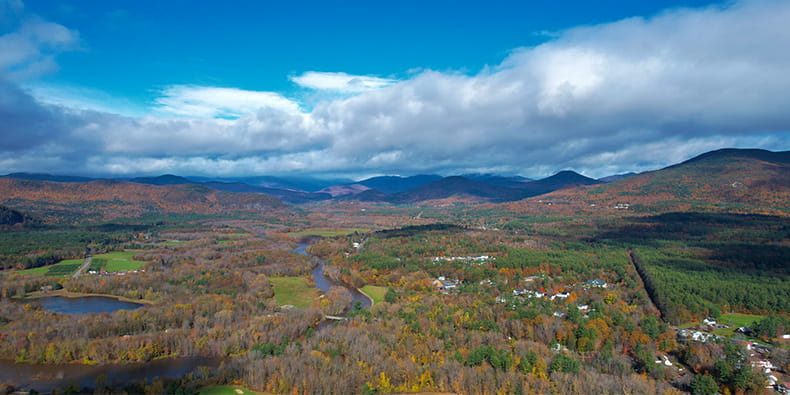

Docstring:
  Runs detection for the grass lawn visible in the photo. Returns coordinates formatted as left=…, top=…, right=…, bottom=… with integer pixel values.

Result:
left=91, top=251, right=145, bottom=272
left=21, top=258, right=84, bottom=277
left=712, top=313, right=767, bottom=339
left=288, top=228, right=368, bottom=237
left=361, top=285, right=388, bottom=305
left=680, top=313, right=769, bottom=344
left=718, top=313, right=765, bottom=328
left=199, top=385, right=267, bottom=395
left=268, top=277, right=319, bottom=308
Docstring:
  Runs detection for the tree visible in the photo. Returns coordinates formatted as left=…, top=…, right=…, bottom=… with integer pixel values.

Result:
left=549, top=353, right=580, bottom=374
left=690, top=374, right=718, bottom=395
left=384, top=287, right=397, bottom=303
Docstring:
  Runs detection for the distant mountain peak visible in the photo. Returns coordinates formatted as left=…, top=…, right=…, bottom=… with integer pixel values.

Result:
left=129, top=174, right=193, bottom=185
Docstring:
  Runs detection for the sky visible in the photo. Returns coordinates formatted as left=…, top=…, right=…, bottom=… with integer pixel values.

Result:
left=1, top=0, right=789, bottom=180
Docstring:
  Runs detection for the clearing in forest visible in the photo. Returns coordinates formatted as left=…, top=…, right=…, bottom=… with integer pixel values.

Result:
left=91, top=251, right=145, bottom=272
left=361, top=285, right=388, bottom=304
left=269, top=277, right=319, bottom=308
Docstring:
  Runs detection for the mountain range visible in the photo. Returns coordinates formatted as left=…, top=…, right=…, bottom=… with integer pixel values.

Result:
left=1, top=148, right=787, bottom=213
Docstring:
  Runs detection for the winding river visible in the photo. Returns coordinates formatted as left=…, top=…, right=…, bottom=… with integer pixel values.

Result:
left=294, top=242, right=371, bottom=310
left=0, top=241, right=367, bottom=392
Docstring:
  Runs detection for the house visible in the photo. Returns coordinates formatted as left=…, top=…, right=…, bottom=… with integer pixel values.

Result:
left=522, top=290, right=544, bottom=298
left=677, top=329, right=717, bottom=343
left=585, top=279, right=608, bottom=288
left=702, top=317, right=717, bottom=326
left=433, top=277, right=459, bottom=293
left=550, top=292, right=570, bottom=301
left=736, top=326, right=752, bottom=335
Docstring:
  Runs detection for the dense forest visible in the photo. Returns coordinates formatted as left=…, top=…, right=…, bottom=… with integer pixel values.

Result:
left=0, top=200, right=787, bottom=394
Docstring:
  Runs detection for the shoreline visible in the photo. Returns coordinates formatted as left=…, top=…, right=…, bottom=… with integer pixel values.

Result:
left=356, top=287, right=375, bottom=307
left=16, top=289, right=157, bottom=305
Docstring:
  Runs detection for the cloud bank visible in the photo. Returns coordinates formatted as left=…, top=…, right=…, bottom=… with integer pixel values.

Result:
left=1, top=0, right=789, bottom=179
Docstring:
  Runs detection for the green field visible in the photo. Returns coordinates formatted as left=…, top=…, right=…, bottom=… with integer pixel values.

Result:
left=91, top=251, right=145, bottom=272
left=21, top=258, right=84, bottom=277
left=268, top=277, right=319, bottom=308
left=361, top=285, right=388, bottom=305
left=199, top=385, right=266, bottom=395
left=711, top=313, right=767, bottom=338
left=288, top=228, right=368, bottom=237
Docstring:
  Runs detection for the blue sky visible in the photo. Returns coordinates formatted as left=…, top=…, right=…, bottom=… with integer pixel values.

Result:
left=23, top=0, right=720, bottom=112
left=1, top=0, right=789, bottom=179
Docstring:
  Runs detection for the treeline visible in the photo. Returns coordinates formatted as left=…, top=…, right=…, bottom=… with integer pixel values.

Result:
left=597, top=212, right=790, bottom=323
left=0, top=226, right=144, bottom=270
left=631, top=248, right=790, bottom=323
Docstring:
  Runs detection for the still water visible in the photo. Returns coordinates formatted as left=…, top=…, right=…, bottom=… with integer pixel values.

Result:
left=36, top=295, right=143, bottom=314
left=0, top=357, right=223, bottom=392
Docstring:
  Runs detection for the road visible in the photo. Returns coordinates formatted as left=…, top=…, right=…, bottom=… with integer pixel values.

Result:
left=72, top=255, right=92, bottom=279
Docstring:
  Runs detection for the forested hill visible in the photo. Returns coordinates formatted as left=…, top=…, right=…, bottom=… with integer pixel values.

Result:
left=521, top=148, right=790, bottom=214
left=0, top=205, right=32, bottom=226
left=0, top=178, right=287, bottom=222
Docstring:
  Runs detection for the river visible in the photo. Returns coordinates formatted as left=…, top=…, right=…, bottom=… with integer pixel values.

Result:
left=0, top=242, right=366, bottom=392
left=294, top=242, right=371, bottom=310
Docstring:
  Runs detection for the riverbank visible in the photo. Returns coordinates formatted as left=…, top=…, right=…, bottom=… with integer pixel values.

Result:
left=17, top=289, right=157, bottom=305
left=358, top=286, right=381, bottom=306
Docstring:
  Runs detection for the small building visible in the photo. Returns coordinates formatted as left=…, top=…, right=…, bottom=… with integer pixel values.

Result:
left=702, top=317, right=717, bottom=326
left=585, top=279, right=608, bottom=288
left=550, top=292, right=570, bottom=301
left=433, top=277, right=458, bottom=293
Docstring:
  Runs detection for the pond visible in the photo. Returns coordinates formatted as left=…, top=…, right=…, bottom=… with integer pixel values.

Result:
left=0, top=357, right=224, bottom=392
left=34, top=295, right=144, bottom=314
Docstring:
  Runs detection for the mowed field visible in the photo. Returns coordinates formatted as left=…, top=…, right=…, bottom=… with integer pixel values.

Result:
left=21, top=258, right=83, bottom=277
left=20, top=251, right=144, bottom=276
left=361, top=285, right=388, bottom=304
left=268, top=277, right=319, bottom=308
left=91, top=251, right=145, bottom=272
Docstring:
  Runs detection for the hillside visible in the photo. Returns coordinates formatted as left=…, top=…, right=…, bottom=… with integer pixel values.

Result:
left=128, top=175, right=330, bottom=204
left=0, top=178, right=287, bottom=222
left=524, top=148, right=790, bottom=214
left=357, top=175, right=443, bottom=194
left=2, top=173, right=95, bottom=183
left=388, top=176, right=524, bottom=203
left=0, top=205, right=32, bottom=226
left=513, top=170, right=601, bottom=197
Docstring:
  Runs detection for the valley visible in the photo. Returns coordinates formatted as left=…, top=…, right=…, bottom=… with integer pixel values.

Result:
left=0, top=148, right=787, bottom=394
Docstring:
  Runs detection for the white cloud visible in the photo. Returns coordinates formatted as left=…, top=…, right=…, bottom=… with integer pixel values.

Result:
left=2, top=0, right=790, bottom=179
left=25, top=83, right=147, bottom=117
left=0, top=16, right=79, bottom=79
left=290, top=71, right=397, bottom=92
left=153, top=85, right=302, bottom=118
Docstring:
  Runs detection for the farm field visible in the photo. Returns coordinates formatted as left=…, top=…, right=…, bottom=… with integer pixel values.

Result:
left=91, top=251, right=145, bottom=272
left=21, top=258, right=83, bottom=277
